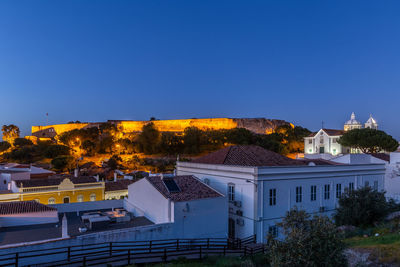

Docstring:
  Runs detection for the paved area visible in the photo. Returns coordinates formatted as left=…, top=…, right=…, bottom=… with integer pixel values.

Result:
left=0, top=209, right=153, bottom=246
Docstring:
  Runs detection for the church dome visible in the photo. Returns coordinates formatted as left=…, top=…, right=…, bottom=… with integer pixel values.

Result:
left=365, top=114, right=378, bottom=129
left=365, top=114, right=377, bottom=125
left=345, top=112, right=361, bottom=126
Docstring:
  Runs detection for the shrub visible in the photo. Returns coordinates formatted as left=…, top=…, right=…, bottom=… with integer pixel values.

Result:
left=268, top=208, right=347, bottom=267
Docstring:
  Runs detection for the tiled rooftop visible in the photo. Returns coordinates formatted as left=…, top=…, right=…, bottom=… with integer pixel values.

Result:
left=191, top=145, right=337, bottom=167
left=14, top=176, right=98, bottom=188
left=105, top=180, right=134, bottom=192
left=146, top=175, right=223, bottom=202
left=0, top=201, right=57, bottom=215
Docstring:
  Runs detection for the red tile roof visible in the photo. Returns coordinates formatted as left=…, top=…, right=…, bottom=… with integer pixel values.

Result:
left=105, top=180, right=134, bottom=192
left=191, top=145, right=339, bottom=167
left=0, top=201, right=57, bottom=215
left=146, top=175, right=223, bottom=202
left=15, top=176, right=98, bottom=188
left=308, top=129, right=345, bottom=137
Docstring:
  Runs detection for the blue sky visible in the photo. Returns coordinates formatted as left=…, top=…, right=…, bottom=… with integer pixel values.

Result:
left=0, top=1, right=399, bottom=138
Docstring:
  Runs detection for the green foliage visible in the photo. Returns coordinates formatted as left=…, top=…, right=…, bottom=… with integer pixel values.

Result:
left=335, top=187, right=398, bottom=228
left=0, top=141, right=11, bottom=153
left=159, top=132, right=184, bottom=155
left=51, top=155, right=75, bottom=171
left=13, top=138, right=33, bottom=148
left=43, top=145, right=70, bottom=158
left=1, top=124, right=20, bottom=144
left=338, top=128, right=398, bottom=153
left=268, top=208, right=347, bottom=267
left=4, top=146, right=36, bottom=163
left=137, top=122, right=160, bottom=154
left=115, top=138, right=136, bottom=154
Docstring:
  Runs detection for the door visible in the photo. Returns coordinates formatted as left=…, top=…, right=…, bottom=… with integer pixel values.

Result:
left=228, top=218, right=235, bottom=239
left=319, top=147, right=325, bottom=153
left=63, top=197, right=70, bottom=203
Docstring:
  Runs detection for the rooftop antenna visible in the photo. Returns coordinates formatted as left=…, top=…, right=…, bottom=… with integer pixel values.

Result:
left=46, top=113, right=49, bottom=125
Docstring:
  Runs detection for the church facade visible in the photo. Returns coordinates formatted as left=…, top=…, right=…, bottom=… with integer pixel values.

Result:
left=304, top=113, right=378, bottom=156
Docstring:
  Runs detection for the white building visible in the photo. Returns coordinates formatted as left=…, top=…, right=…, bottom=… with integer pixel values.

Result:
left=304, top=129, right=345, bottom=156
left=177, top=145, right=385, bottom=243
left=305, top=112, right=378, bottom=156
left=126, top=175, right=228, bottom=239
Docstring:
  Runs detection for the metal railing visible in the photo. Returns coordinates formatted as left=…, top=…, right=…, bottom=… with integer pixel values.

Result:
left=0, top=235, right=263, bottom=266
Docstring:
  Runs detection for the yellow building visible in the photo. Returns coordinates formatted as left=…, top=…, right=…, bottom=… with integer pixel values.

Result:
left=11, top=176, right=104, bottom=204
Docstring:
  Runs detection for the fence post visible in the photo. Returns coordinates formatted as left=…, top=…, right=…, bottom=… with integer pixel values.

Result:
left=207, top=238, right=210, bottom=249
left=199, top=246, right=202, bottom=259
left=67, top=246, right=71, bottom=261
left=83, top=256, right=86, bottom=267
left=253, top=235, right=256, bottom=243
left=149, top=240, right=152, bottom=253
left=176, top=239, right=179, bottom=250
left=15, top=252, right=19, bottom=267
left=223, top=245, right=226, bottom=256
left=163, top=248, right=167, bottom=262
left=109, top=242, right=113, bottom=256
left=128, top=249, right=131, bottom=265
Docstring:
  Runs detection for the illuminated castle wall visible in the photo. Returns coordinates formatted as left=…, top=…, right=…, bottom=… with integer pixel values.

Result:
left=32, top=118, right=291, bottom=138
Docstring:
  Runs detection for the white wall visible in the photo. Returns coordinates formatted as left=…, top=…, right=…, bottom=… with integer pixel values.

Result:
left=331, top=154, right=387, bottom=165
left=50, top=199, right=124, bottom=213
left=177, top=162, right=258, bottom=239
left=304, top=129, right=344, bottom=155
left=173, top=197, right=228, bottom=239
left=0, top=172, right=30, bottom=191
left=126, top=179, right=170, bottom=224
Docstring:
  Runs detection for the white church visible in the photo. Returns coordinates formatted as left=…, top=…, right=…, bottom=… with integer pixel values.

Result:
left=304, top=113, right=378, bottom=156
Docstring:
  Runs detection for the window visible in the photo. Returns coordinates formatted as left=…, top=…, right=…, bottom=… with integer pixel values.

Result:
left=332, top=138, right=337, bottom=143
left=308, top=139, right=312, bottom=144
left=309, top=149, right=312, bottom=153
left=324, top=184, right=330, bottom=200
left=336, top=184, right=342, bottom=198
left=90, top=194, right=96, bottom=201
left=3, top=180, right=6, bottom=185
left=310, top=185, right=317, bottom=201
left=228, top=184, right=235, bottom=202
left=268, top=225, right=278, bottom=238
left=48, top=197, right=55, bottom=204
left=349, top=182, right=354, bottom=193
left=365, top=181, right=369, bottom=188
left=373, top=181, right=378, bottom=191
left=269, top=189, right=276, bottom=206
left=320, top=137, right=324, bottom=144
left=77, top=195, right=84, bottom=202
left=296, top=186, right=302, bottom=203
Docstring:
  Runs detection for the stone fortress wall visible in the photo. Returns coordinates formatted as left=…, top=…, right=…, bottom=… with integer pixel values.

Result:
left=32, top=118, right=292, bottom=138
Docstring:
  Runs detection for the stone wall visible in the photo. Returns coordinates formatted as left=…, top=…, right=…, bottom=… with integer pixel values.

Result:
left=32, top=118, right=291, bottom=138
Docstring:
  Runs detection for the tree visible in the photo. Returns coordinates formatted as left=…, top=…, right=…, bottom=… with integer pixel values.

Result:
left=268, top=208, right=347, bottom=267
left=107, top=155, right=122, bottom=170
left=82, top=140, right=96, bottom=156
left=2, top=125, right=20, bottom=144
left=43, top=145, right=70, bottom=158
left=137, top=123, right=160, bottom=154
left=0, top=141, right=11, bottom=153
left=183, top=126, right=203, bottom=154
left=13, top=138, right=33, bottom=148
left=51, top=156, right=75, bottom=172
left=335, top=187, right=397, bottom=227
left=159, top=132, right=184, bottom=155
left=338, top=128, right=398, bottom=153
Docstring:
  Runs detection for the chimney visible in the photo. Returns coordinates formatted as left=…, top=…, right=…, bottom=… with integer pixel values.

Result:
left=114, top=172, right=117, bottom=182
left=74, top=168, right=79, bottom=178
left=62, top=213, right=69, bottom=238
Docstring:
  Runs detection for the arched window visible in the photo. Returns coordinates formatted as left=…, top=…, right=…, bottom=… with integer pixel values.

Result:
left=48, top=197, right=55, bottom=204
left=90, top=194, right=96, bottom=201
left=77, top=195, right=84, bottom=202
